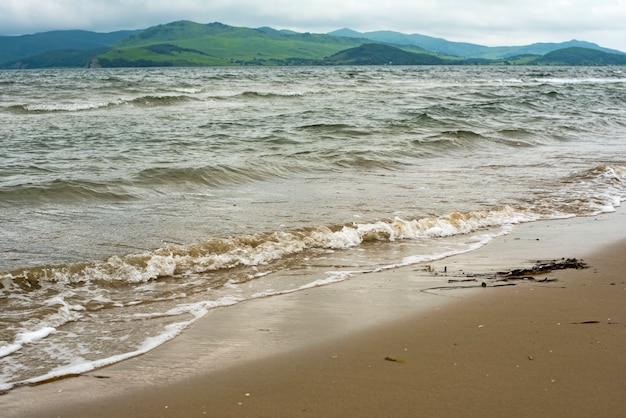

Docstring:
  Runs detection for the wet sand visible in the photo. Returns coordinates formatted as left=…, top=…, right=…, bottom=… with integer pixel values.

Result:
left=4, top=210, right=626, bottom=417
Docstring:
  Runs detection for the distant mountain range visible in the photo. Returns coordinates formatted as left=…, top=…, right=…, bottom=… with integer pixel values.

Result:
left=1, top=20, right=624, bottom=69
left=328, top=28, right=624, bottom=59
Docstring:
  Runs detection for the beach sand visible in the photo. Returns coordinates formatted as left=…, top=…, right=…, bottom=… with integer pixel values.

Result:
left=3, top=210, right=625, bottom=417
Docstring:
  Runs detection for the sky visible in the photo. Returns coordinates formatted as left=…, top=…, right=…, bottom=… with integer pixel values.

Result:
left=1, top=0, right=624, bottom=52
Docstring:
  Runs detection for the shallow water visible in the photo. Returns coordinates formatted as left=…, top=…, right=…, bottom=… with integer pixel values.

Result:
left=1, top=66, right=625, bottom=391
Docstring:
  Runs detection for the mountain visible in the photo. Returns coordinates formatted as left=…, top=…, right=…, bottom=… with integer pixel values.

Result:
left=95, top=20, right=366, bottom=67
left=0, top=29, right=136, bottom=65
left=324, top=43, right=449, bottom=65
left=329, top=28, right=491, bottom=58
left=1, top=20, right=624, bottom=68
left=530, top=47, right=626, bottom=65
left=2, top=48, right=110, bottom=69
left=327, top=29, right=625, bottom=59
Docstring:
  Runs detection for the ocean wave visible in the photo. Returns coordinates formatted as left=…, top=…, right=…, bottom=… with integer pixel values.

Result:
left=132, top=162, right=308, bottom=188
left=4, top=94, right=197, bottom=114
left=0, top=180, right=137, bottom=207
left=296, top=123, right=373, bottom=138
left=415, top=128, right=548, bottom=151
left=559, top=165, right=625, bottom=213
left=238, top=91, right=305, bottom=99
left=332, top=155, right=402, bottom=170
left=1, top=205, right=538, bottom=287
left=5, top=100, right=123, bottom=114
left=126, top=94, right=197, bottom=107
left=4, top=164, right=623, bottom=286
left=0, top=163, right=310, bottom=208
left=389, top=113, right=457, bottom=133
left=525, top=164, right=626, bottom=216
left=415, top=130, right=489, bottom=150
left=535, top=77, right=626, bottom=85
left=491, top=129, right=546, bottom=147
left=134, top=165, right=253, bottom=188
left=0, top=327, right=56, bottom=359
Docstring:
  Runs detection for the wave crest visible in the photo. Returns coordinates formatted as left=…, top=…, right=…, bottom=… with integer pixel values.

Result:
left=2, top=206, right=536, bottom=287
left=4, top=94, right=196, bottom=114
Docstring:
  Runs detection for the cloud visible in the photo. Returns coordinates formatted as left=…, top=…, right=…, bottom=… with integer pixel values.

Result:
left=0, top=0, right=624, bottom=51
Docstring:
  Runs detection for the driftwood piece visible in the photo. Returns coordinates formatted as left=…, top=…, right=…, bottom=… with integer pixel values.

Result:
left=448, top=278, right=478, bottom=283
left=498, top=258, right=587, bottom=279
left=423, top=258, right=588, bottom=295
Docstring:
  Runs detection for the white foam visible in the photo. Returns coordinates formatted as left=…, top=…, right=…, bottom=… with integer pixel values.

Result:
left=9, top=296, right=245, bottom=390
left=174, top=88, right=202, bottom=94
left=16, top=326, right=56, bottom=345
left=24, top=99, right=123, bottom=112
left=250, top=274, right=351, bottom=299
left=0, top=326, right=57, bottom=359
left=401, top=231, right=503, bottom=266
left=0, top=343, right=22, bottom=358
left=533, top=77, right=626, bottom=85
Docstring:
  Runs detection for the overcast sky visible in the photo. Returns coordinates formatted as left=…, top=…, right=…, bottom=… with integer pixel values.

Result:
left=1, top=0, right=624, bottom=51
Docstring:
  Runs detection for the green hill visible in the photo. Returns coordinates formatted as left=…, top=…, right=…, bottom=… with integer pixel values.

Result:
left=324, top=43, right=449, bottom=65
left=95, top=43, right=231, bottom=67
left=97, top=21, right=367, bottom=66
left=530, top=47, right=626, bottom=65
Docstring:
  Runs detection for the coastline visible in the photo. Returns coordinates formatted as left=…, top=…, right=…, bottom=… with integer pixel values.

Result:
left=3, top=208, right=626, bottom=417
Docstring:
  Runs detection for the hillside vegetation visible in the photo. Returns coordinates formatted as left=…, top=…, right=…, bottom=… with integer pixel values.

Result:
left=97, top=21, right=365, bottom=66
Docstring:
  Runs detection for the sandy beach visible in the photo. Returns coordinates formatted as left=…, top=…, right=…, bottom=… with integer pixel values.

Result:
left=3, top=209, right=625, bottom=417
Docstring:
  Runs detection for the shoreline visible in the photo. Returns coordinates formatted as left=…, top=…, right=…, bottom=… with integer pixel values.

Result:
left=4, top=208, right=626, bottom=417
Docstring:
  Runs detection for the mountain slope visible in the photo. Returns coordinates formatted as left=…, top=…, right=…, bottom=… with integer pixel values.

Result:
left=325, top=43, right=448, bottom=65
left=329, top=29, right=490, bottom=58
left=0, top=30, right=135, bottom=64
left=99, top=21, right=366, bottom=66
left=2, top=48, right=111, bottom=69
left=530, top=47, right=626, bottom=65
left=327, top=29, right=625, bottom=59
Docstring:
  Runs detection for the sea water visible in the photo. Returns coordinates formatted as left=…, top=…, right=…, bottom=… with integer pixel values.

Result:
left=1, top=66, right=625, bottom=392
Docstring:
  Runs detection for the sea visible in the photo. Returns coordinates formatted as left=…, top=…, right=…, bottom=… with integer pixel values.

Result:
left=1, top=65, right=625, bottom=393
